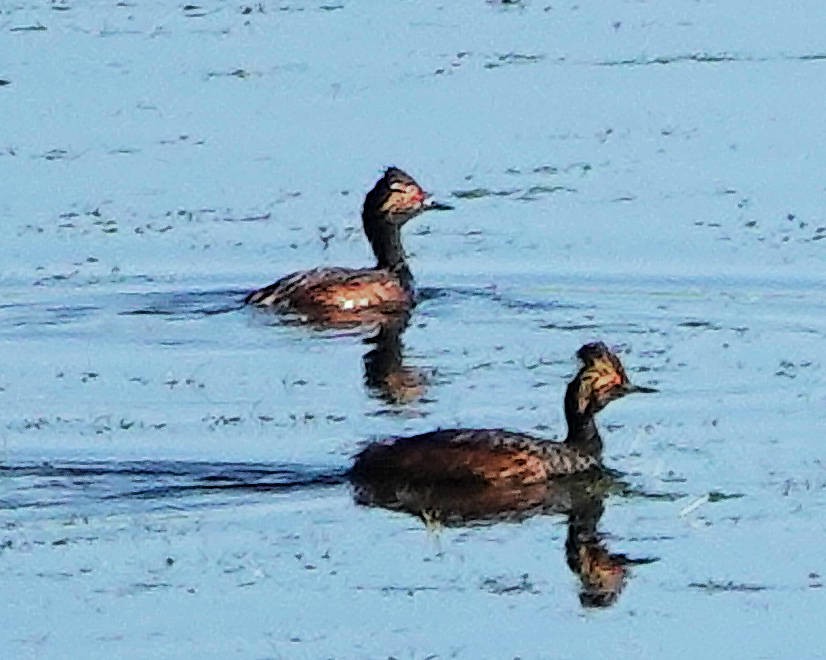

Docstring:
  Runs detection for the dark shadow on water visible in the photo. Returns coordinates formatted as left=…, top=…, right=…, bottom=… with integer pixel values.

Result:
left=595, top=51, right=826, bottom=68
left=0, top=461, right=348, bottom=512
left=120, top=288, right=248, bottom=319
left=0, top=302, right=101, bottom=329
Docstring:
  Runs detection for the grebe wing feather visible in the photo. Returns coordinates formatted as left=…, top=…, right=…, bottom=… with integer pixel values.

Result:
left=245, top=267, right=409, bottom=310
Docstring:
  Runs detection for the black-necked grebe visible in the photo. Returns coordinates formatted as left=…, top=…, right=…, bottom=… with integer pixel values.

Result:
left=245, top=167, right=451, bottom=321
left=350, top=342, right=656, bottom=486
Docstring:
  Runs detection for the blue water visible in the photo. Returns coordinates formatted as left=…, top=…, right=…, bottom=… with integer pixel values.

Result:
left=2, top=1, right=826, bottom=657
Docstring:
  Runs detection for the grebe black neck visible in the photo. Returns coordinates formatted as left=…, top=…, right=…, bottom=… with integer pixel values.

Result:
left=562, top=342, right=654, bottom=458
left=363, top=214, right=410, bottom=282
left=564, top=380, right=604, bottom=458
left=361, top=167, right=449, bottom=290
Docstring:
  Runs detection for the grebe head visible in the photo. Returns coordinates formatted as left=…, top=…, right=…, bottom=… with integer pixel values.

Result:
left=363, top=167, right=452, bottom=224
left=565, top=342, right=656, bottom=419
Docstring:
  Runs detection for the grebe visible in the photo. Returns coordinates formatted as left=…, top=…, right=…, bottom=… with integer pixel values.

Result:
left=349, top=342, right=656, bottom=486
left=245, top=167, right=451, bottom=321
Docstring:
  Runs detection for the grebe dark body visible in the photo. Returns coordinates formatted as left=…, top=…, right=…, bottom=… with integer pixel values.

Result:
left=350, top=342, right=655, bottom=486
left=245, top=167, right=450, bottom=324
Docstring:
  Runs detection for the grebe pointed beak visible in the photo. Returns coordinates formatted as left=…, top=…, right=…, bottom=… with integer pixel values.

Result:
left=624, top=383, right=658, bottom=394
left=602, top=382, right=657, bottom=405
left=422, top=195, right=454, bottom=211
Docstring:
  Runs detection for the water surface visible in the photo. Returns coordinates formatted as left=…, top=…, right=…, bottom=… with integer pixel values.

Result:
left=2, top=1, right=826, bottom=657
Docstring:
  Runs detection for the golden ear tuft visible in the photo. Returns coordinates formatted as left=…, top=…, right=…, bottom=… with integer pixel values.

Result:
left=576, top=372, right=596, bottom=414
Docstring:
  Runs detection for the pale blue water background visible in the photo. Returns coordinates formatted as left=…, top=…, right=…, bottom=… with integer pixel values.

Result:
left=2, top=1, right=826, bottom=657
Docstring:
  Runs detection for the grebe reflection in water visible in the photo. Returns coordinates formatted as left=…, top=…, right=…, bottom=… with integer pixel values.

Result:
left=362, top=313, right=428, bottom=405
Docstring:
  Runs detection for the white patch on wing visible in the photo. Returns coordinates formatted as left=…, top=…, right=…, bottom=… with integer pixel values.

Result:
left=340, top=299, right=355, bottom=310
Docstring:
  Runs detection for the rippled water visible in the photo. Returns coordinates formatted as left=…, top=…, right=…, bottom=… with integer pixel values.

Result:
left=3, top=1, right=826, bottom=657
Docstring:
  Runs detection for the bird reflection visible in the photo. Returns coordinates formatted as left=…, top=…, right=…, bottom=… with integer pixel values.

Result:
left=351, top=471, right=652, bottom=608
left=563, top=484, right=654, bottom=608
left=362, top=313, right=427, bottom=404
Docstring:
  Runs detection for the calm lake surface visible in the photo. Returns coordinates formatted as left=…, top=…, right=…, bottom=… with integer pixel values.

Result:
left=2, top=1, right=826, bottom=657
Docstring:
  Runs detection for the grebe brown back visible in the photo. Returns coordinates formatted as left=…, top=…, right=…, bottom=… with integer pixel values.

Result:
left=245, top=167, right=451, bottom=322
left=349, top=342, right=656, bottom=486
